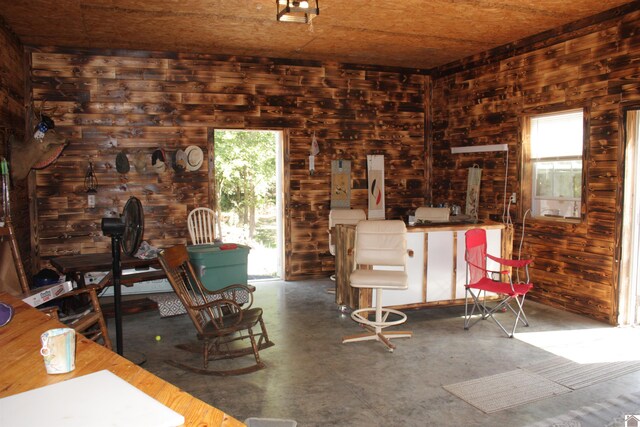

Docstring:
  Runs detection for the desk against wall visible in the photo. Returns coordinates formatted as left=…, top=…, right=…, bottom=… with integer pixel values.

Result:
left=0, top=292, right=244, bottom=427
left=51, top=253, right=166, bottom=288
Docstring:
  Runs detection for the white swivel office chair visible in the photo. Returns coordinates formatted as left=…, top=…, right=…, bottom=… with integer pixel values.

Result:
left=342, top=220, right=413, bottom=352
left=328, top=209, right=366, bottom=280
left=187, top=207, right=220, bottom=245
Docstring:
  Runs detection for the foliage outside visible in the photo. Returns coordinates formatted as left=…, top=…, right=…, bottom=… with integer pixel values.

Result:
left=214, top=130, right=278, bottom=278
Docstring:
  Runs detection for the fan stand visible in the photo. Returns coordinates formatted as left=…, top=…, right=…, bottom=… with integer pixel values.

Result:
left=101, top=217, right=127, bottom=356
left=101, top=196, right=145, bottom=364
left=109, top=231, right=124, bottom=355
left=101, top=226, right=146, bottom=364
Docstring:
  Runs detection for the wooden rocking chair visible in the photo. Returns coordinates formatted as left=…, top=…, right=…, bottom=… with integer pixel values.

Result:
left=158, top=244, right=274, bottom=376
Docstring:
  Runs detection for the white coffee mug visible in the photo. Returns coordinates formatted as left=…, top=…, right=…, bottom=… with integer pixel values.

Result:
left=40, top=328, right=76, bottom=374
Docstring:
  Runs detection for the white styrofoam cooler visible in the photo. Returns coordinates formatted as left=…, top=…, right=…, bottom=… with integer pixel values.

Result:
left=86, top=268, right=172, bottom=297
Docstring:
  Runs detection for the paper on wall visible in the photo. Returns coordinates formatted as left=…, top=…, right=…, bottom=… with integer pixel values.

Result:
left=367, top=155, right=385, bottom=219
left=331, top=159, right=351, bottom=208
left=466, top=165, right=482, bottom=220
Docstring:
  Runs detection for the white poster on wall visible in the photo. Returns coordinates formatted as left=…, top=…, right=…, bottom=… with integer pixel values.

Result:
left=367, top=155, right=385, bottom=219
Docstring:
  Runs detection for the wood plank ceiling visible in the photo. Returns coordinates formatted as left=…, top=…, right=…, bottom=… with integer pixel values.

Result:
left=0, top=0, right=634, bottom=70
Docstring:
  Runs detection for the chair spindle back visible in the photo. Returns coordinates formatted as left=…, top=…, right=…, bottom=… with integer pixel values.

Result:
left=187, top=208, right=219, bottom=245
left=158, top=244, right=214, bottom=333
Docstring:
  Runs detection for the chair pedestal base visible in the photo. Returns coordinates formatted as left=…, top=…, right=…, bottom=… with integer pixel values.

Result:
left=342, top=330, right=412, bottom=352
left=342, top=305, right=412, bottom=352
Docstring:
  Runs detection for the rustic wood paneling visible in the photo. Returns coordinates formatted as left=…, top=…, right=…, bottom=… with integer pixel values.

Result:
left=28, top=48, right=427, bottom=280
left=0, top=16, right=30, bottom=280
left=1, top=0, right=636, bottom=71
left=431, top=9, right=640, bottom=324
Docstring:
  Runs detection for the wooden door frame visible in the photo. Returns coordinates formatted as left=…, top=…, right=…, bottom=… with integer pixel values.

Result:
left=207, top=128, right=290, bottom=280
left=614, top=103, right=640, bottom=325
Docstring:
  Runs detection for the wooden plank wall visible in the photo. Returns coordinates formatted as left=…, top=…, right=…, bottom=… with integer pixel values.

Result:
left=27, top=47, right=427, bottom=280
left=430, top=9, right=640, bottom=323
left=0, top=16, right=30, bottom=278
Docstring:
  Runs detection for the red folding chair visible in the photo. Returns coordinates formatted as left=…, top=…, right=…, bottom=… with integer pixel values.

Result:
left=464, top=228, right=533, bottom=337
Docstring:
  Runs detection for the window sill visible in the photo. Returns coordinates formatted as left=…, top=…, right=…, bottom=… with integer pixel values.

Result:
left=535, top=214, right=581, bottom=223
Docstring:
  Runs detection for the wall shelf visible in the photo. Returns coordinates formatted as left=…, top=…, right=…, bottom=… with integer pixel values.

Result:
left=450, top=144, right=508, bottom=154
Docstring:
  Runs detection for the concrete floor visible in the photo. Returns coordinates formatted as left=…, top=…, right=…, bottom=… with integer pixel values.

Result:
left=110, top=279, right=640, bottom=426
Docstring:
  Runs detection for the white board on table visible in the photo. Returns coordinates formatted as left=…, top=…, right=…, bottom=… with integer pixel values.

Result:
left=0, top=370, right=185, bottom=427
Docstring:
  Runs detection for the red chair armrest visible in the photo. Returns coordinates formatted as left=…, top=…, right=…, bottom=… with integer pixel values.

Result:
left=487, top=254, right=532, bottom=268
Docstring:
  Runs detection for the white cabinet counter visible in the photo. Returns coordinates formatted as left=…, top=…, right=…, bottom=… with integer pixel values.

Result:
left=335, top=220, right=507, bottom=311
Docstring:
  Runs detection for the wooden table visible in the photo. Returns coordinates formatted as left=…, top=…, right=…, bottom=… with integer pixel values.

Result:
left=0, top=292, right=244, bottom=427
left=51, top=253, right=169, bottom=355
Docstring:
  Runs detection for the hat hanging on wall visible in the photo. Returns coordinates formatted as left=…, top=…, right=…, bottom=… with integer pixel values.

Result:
left=185, top=145, right=203, bottom=171
left=115, top=151, right=130, bottom=174
left=32, top=144, right=66, bottom=170
left=172, top=150, right=186, bottom=172
left=151, top=148, right=166, bottom=174
left=133, top=151, right=147, bottom=174
left=154, top=161, right=166, bottom=174
left=172, top=149, right=187, bottom=172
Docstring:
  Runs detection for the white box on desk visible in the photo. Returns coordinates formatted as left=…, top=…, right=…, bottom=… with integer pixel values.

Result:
left=21, top=281, right=73, bottom=307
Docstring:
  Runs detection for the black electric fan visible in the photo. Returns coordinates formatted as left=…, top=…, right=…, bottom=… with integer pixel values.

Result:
left=101, top=196, right=144, bottom=356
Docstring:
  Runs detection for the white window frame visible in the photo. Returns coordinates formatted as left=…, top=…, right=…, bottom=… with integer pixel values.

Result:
left=527, top=109, right=585, bottom=220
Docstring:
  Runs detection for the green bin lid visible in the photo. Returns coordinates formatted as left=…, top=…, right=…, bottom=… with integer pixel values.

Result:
left=186, top=243, right=249, bottom=260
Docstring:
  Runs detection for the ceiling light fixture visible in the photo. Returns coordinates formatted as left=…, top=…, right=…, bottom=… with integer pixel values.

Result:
left=276, top=0, right=319, bottom=23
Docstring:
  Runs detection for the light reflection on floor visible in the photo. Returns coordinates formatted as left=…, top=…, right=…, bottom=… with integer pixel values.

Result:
left=516, top=326, right=640, bottom=364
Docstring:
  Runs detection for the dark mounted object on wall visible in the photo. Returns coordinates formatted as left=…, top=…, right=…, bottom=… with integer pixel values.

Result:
left=115, top=152, right=130, bottom=174
left=85, top=162, right=98, bottom=208
left=11, top=101, right=68, bottom=180
left=151, top=148, right=166, bottom=166
left=84, top=162, right=98, bottom=192
left=34, top=115, right=55, bottom=139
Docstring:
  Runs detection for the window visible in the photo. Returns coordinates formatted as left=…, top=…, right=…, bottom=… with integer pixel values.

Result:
left=526, top=109, right=584, bottom=219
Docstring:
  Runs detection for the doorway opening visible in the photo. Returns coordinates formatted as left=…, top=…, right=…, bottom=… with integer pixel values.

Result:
left=212, top=129, right=284, bottom=280
left=619, top=109, right=640, bottom=326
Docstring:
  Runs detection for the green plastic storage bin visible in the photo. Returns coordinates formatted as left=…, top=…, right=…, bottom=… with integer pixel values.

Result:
left=186, top=244, right=250, bottom=292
